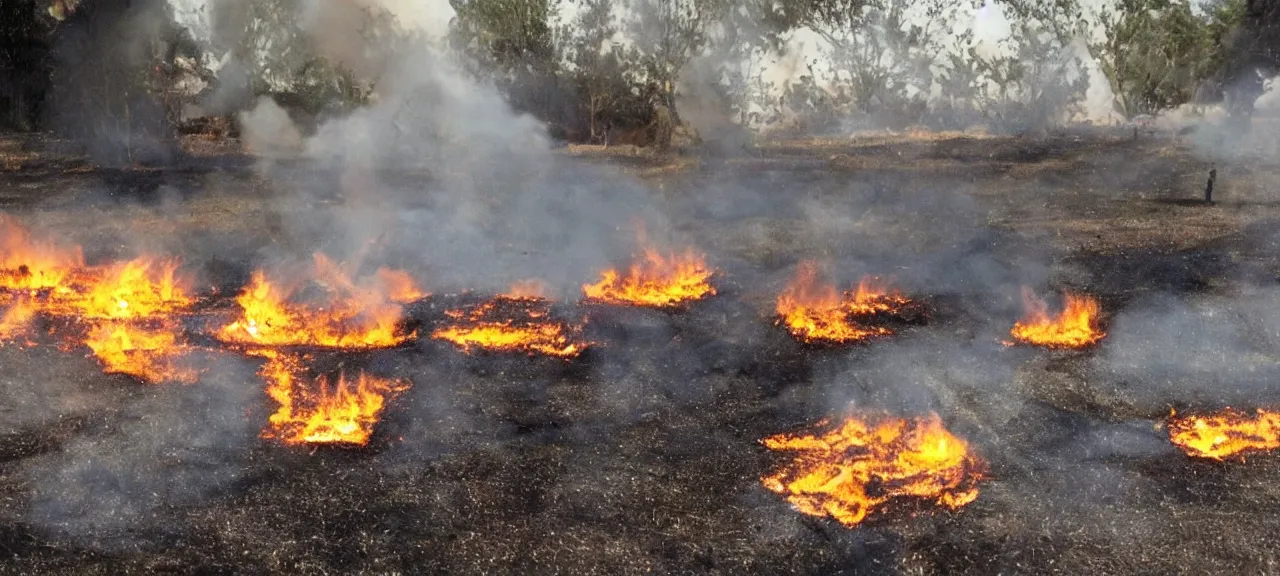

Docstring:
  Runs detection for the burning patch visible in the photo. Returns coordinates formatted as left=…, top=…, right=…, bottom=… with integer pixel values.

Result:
left=433, top=284, right=589, bottom=359
left=582, top=246, right=716, bottom=309
left=1168, top=408, right=1280, bottom=460
left=43, top=256, right=194, bottom=319
left=776, top=261, right=898, bottom=344
left=1006, top=287, right=1105, bottom=349
left=0, top=297, right=36, bottom=341
left=0, top=215, right=84, bottom=292
left=844, top=276, right=912, bottom=316
left=254, top=349, right=409, bottom=446
left=217, top=253, right=422, bottom=349
left=84, top=319, right=199, bottom=384
left=0, top=217, right=201, bottom=380
left=761, top=412, right=985, bottom=528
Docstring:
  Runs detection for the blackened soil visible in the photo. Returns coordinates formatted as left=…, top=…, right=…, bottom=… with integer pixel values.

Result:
left=1, top=132, right=1280, bottom=575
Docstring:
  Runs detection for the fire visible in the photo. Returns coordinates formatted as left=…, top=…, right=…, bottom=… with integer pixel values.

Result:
left=761, top=412, right=984, bottom=528
left=84, top=320, right=198, bottom=383
left=45, top=257, right=193, bottom=319
left=255, top=349, right=409, bottom=446
left=0, top=215, right=84, bottom=292
left=218, top=254, right=422, bottom=349
left=776, top=261, right=891, bottom=344
left=845, top=276, right=911, bottom=316
left=1168, top=408, right=1280, bottom=460
left=432, top=284, right=588, bottom=358
left=582, top=247, right=716, bottom=308
left=0, top=298, right=36, bottom=340
left=1007, top=287, right=1105, bottom=348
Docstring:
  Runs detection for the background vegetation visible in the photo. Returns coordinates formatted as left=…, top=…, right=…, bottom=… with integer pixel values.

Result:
left=0, top=0, right=1277, bottom=155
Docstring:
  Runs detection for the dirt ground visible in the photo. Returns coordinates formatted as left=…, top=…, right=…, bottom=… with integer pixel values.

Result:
left=1, top=130, right=1279, bottom=575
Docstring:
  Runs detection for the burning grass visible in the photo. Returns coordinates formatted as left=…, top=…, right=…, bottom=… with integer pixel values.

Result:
left=0, top=217, right=200, bottom=381
left=582, top=245, right=716, bottom=309
left=253, top=349, right=409, bottom=446
left=0, top=219, right=423, bottom=438
left=433, top=283, right=589, bottom=359
left=217, top=253, right=422, bottom=350
left=0, top=214, right=83, bottom=292
left=1168, top=408, right=1280, bottom=460
left=775, top=261, right=904, bottom=344
left=761, top=412, right=985, bottom=528
left=84, top=319, right=199, bottom=384
left=1006, top=287, right=1105, bottom=349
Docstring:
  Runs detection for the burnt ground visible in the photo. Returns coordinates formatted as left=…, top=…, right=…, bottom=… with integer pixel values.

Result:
left=2, top=130, right=1280, bottom=574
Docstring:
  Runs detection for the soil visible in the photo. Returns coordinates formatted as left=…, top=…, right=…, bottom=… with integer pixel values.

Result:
left=0, top=129, right=1279, bottom=575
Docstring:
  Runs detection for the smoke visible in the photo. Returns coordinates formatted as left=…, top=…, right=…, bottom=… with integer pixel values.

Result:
left=237, top=96, right=304, bottom=158
left=44, top=0, right=192, bottom=166
left=1095, top=288, right=1280, bottom=413
left=22, top=354, right=261, bottom=546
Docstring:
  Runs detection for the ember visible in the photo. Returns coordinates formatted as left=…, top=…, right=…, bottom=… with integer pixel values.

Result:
left=776, top=261, right=892, bottom=344
left=1168, top=408, right=1280, bottom=460
left=761, top=412, right=984, bottom=528
left=1007, top=287, right=1105, bottom=349
left=217, top=253, right=422, bottom=349
left=433, top=284, right=588, bottom=359
left=254, top=349, right=409, bottom=446
left=582, top=246, right=716, bottom=308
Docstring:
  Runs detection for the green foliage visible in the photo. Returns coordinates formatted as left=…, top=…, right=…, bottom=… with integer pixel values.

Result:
left=449, top=0, right=560, bottom=75
left=1091, top=0, right=1246, bottom=117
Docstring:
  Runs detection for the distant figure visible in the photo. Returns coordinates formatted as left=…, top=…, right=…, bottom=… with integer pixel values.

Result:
left=1205, top=166, right=1217, bottom=204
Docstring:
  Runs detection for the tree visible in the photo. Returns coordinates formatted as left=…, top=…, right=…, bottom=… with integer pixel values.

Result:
left=1092, top=0, right=1216, bottom=117
left=0, top=0, right=52, bottom=130
left=1212, top=0, right=1280, bottom=123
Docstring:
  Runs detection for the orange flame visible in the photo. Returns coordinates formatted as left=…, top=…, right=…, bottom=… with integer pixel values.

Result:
left=583, top=247, right=716, bottom=308
left=1007, top=287, right=1105, bottom=348
left=255, top=349, right=409, bottom=445
left=46, top=257, right=194, bottom=319
left=761, top=412, right=985, bottom=527
left=84, top=320, right=198, bottom=383
left=0, top=215, right=84, bottom=292
left=0, top=298, right=36, bottom=341
left=1168, top=408, right=1280, bottom=460
left=218, top=254, right=422, bottom=349
left=432, top=284, right=588, bottom=358
left=776, top=261, right=891, bottom=344
left=845, top=276, right=911, bottom=316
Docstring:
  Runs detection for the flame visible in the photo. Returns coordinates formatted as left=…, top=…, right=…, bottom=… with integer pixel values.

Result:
left=374, top=268, right=427, bottom=303
left=582, top=247, right=716, bottom=308
left=0, top=298, right=36, bottom=340
left=45, top=257, right=194, bottom=319
left=1168, top=408, right=1280, bottom=460
left=776, top=261, right=891, bottom=344
left=218, top=254, right=421, bottom=349
left=845, top=276, right=911, bottom=316
left=1007, top=287, right=1105, bottom=348
left=84, top=320, right=198, bottom=383
left=255, top=349, right=409, bottom=445
left=0, top=215, right=84, bottom=292
left=761, top=412, right=984, bottom=527
left=508, top=279, right=548, bottom=299
left=432, top=284, right=588, bottom=358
